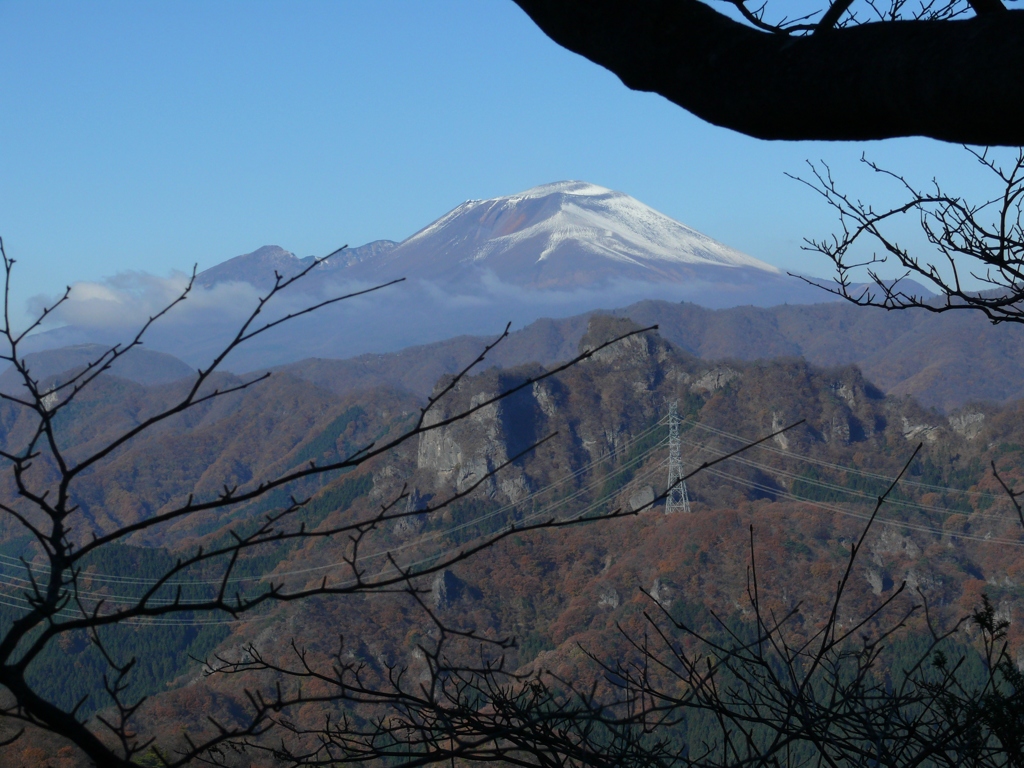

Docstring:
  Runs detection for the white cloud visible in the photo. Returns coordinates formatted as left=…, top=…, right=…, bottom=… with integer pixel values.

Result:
left=29, top=271, right=292, bottom=331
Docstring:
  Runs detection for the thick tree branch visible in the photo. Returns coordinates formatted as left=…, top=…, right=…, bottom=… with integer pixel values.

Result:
left=511, top=0, right=1024, bottom=144
left=968, top=0, right=1008, bottom=13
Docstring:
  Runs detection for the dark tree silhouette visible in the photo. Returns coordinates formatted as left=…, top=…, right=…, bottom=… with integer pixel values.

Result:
left=510, top=1, right=1024, bottom=145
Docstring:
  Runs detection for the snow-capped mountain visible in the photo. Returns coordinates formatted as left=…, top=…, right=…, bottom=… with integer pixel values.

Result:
left=346, top=181, right=780, bottom=288
left=32, top=181, right=840, bottom=370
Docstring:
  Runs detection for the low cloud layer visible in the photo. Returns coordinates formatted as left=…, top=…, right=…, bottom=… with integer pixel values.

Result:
left=22, top=267, right=832, bottom=371
left=30, top=271, right=284, bottom=330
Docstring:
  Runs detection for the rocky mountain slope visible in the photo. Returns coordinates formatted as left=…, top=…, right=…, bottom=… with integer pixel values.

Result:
left=7, top=315, right=1024, bottom=764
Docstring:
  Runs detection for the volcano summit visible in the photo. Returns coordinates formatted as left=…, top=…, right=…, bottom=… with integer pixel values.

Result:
left=32, top=181, right=835, bottom=368
left=342, top=180, right=781, bottom=289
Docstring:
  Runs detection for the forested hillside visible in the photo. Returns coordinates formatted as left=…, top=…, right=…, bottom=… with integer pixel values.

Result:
left=277, top=299, right=1024, bottom=413
left=6, top=314, right=1024, bottom=764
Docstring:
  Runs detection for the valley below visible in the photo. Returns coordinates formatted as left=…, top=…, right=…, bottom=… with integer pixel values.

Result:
left=5, top=309, right=1024, bottom=765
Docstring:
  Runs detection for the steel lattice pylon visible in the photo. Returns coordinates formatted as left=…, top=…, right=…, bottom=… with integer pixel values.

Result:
left=666, top=400, right=691, bottom=514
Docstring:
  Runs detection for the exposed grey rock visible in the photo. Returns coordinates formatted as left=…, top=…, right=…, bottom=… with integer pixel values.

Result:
left=629, top=485, right=656, bottom=512
left=416, top=373, right=539, bottom=502
left=822, top=413, right=852, bottom=445
left=650, top=578, right=673, bottom=608
left=872, top=529, right=921, bottom=560
left=771, top=412, right=790, bottom=450
left=598, top=587, right=620, bottom=609
left=532, top=381, right=560, bottom=419
left=691, top=366, right=738, bottom=393
left=830, top=380, right=856, bottom=406
left=431, top=570, right=464, bottom=611
left=392, top=490, right=427, bottom=539
left=865, top=569, right=893, bottom=596
left=391, top=515, right=422, bottom=539
left=416, top=390, right=501, bottom=494
left=949, top=411, right=985, bottom=439
left=369, top=463, right=401, bottom=502
left=901, top=416, right=940, bottom=442
left=902, top=568, right=941, bottom=594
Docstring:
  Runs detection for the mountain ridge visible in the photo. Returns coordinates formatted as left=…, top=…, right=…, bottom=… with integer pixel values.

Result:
left=353, top=180, right=781, bottom=288
left=21, top=181, right=951, bottom=373
left=273, top=298, right=1024, bottom=412
left=18, top=289, right=1024, bottom=412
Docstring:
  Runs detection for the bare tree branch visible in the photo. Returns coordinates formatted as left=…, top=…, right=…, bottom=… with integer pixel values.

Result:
left=796, top=148, right=1024, bottom=325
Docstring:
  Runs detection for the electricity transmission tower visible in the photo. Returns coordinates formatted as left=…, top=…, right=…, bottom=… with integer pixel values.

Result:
left=666, top=400, right=691, bottom=514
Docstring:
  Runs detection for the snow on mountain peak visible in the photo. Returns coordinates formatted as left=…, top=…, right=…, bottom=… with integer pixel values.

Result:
left=392, top=181, right=780, bottom=286
left=197, top=182, right=782, bottom=295
left=510, top=180, right=614, bottom=200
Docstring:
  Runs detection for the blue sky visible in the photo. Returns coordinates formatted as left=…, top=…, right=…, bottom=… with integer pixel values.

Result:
left=0, top=0, right=995, bottom=314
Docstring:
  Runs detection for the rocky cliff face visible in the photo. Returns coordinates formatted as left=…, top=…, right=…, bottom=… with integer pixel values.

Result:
left=98, top=313, right=1024, bottom=757
left=409, top=314, right=997, bottom=515
left=416, top=367, right=546, bottom=502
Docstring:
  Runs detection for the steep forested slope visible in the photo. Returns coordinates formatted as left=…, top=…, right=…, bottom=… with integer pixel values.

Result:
left=6, top=317, right=1024, bottom=765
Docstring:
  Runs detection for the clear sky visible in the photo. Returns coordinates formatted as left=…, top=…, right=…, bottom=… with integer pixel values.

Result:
left=0, top=0, right=997, bottom=315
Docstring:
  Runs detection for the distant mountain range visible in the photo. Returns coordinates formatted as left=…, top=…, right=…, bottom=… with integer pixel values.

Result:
left=273, top=298, right=1024, bottom=413
left=24, top=180, right=863, bottom=369
left=15, top=294, right=1024, bottom=412
left=0, top=344, right=194, bottom=399
left=194, top=240, right=399, bottom=291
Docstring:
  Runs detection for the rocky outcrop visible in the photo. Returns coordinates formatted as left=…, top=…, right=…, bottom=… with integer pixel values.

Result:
left=865, top=568, right=894, bottom=595
left=872, top=528, right=921, bottom=560
left=416, top=371, right=542, bottom=501
left=949, top=411, right=985, bottom=440
left=771, top=412, right=790, bottom=450
left=597, top=586, right=620, bottom=609
left=691, top=366, right=738, bottom=393
left=629, top=485, right=656, bottom=512
left=431, top=569, right=465, bottom=610
left=650, top=578, right=673, bottom=608
left=901, top=416, right=940, bottom=442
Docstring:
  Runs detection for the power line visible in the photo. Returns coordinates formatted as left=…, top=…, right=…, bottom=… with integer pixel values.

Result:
left=0, top=417, right=669, bottom=587
left=0, top=420, right=673, bottom=625
left=682, top=416, right=1000, bottom=499
left=2, top=409, right=1017, bottom=627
